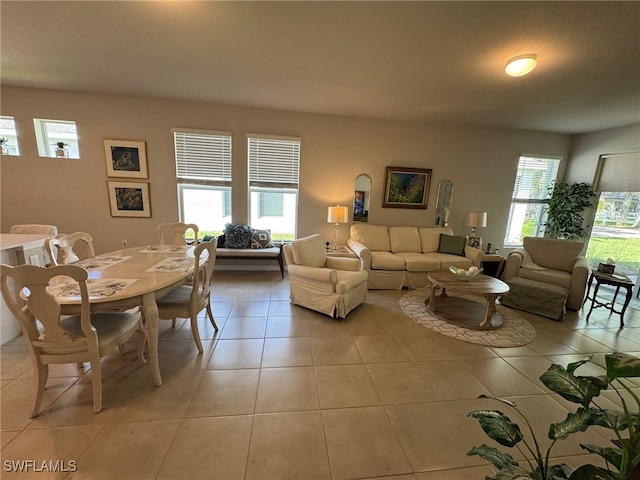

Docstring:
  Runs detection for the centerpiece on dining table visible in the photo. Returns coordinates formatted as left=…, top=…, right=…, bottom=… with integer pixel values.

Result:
left=449, top=265, right=482, bottom=280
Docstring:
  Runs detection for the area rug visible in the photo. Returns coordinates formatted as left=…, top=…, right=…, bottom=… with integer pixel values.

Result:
left=399, top=289, right=536, bottom=347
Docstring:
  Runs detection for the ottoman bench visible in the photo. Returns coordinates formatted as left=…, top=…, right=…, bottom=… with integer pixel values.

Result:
left=500, top=277, right=567, bottom=321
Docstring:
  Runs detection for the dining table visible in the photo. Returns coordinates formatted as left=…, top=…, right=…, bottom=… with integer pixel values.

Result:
left=51, top=244, right=202, bottom=386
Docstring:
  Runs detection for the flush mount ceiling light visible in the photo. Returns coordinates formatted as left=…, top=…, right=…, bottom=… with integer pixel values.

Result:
left=505, top=54, right=538, bottom=77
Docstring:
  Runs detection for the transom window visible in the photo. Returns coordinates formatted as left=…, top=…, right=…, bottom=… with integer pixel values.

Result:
left=248, top=134, right=300, bottom=241
left=173, top=128, right=232, bottom=237
left=33, top=119, right=80, bottom=159
left=504, top=155, right=561, bottom=246
left=0, top=116, right=20, bottom=156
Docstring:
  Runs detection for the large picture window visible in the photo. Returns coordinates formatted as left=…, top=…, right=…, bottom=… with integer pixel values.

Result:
left=504, top=155, right=561, bottom=246
left=173, top=128, right=232, bottom=237
left=248, top=134, right=300, bottom=241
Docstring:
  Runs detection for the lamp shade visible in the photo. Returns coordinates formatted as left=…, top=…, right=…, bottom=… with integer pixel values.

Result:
left=465, top=211, right=487, bottom=228
left=327, top=205, right=349, bottom=224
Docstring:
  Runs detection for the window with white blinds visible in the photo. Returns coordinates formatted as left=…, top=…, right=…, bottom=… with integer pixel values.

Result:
left=504, top=155, right=561, bottom=246
left=174, top=129, right=232, bottom=184
left=172, top=128, right=233, bottom=235
left=248, top=134, right=300, bottom=188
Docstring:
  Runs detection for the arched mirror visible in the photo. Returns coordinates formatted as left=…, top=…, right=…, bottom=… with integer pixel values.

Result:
left=353, top=174, right=372, bottom=223
left=434, top=179, right=453, bottom=226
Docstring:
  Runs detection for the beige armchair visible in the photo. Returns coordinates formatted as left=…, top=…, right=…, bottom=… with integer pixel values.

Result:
left=283, top=234, right=368, bottom=318
left=502, top=237, right=589, bottom=310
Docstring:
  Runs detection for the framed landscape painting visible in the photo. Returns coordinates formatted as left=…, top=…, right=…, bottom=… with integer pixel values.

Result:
left=104, top=139, right=148, bottom=178
left=107, top=181, right=151, bottom=217
left=383, top=166, right=432, bottom=209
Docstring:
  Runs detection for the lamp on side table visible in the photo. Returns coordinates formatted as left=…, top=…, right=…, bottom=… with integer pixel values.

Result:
left=327, top=205, right=349, bottom=251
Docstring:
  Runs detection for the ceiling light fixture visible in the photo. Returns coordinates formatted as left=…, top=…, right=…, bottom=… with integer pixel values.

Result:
left=505, top=54, right=538, bottom=77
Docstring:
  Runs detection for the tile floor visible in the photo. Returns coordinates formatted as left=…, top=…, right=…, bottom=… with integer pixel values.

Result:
left=1, top=271, right=638, bottom=480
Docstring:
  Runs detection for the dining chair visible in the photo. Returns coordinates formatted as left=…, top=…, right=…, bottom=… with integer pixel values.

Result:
left=156, top=238, right=218, bottom=353
left=44, top=232, right=96, bottom=266
left=9, top=224, right=58, bottom=236
left=157, top=222, right=199, bottom=246
left=0, top=263, right=147, bottom=417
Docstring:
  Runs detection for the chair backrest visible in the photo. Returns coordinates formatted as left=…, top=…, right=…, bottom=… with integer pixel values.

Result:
left=191, top=238, right=216, bottom=307
left=45, top=232, right=95, bottom=266
left=9, top=224, right=58, bottom=236
left=157, top=223, right=199, bottom=246
left=0, top=264, right=97, bottom=357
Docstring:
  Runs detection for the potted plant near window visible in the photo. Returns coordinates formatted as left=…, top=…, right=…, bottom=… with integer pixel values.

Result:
left=0, top=138, right=9, bottom=155
left=543, top=181, right=596, bottom=239
left=53, top=141, right=69, bottom=158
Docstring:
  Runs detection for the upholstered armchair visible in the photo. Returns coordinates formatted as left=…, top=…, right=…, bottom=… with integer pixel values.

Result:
left=502, top=237, right=589, bottom=310
left=283, top=234, right=368, bottom=318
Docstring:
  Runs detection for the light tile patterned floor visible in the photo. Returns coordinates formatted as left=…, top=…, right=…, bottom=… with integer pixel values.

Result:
left=1, top=271, right=638, bottom=479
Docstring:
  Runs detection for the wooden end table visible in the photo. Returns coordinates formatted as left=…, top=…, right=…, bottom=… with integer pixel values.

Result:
left=426, top=269, right=510, bottom=329
left=584, top=270, right=634, bottom=327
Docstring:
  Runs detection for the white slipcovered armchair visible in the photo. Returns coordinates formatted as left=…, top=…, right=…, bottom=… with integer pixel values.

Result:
left=283, top=234, right=368, bottom=318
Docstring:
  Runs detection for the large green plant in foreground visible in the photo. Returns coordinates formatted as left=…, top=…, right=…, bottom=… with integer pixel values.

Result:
left=543, top=181, right=596, bottom=239
left=467, top=352, right=640, bottom=479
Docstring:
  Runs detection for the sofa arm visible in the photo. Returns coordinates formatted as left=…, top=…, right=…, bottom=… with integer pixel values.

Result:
left=326, top=256, right=361, bottom=271
left=502, top=249, right=525, bottom=280
left=287, top=264, right=338, bottom=290
left=347, top=239, right=372, bottom=270
left=464, top=246, right=484, bottom=268
left=567, top=256, right=590, bottom=310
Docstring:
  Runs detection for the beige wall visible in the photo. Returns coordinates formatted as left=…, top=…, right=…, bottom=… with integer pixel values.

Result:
left=2, top=86, right=573, bottom=255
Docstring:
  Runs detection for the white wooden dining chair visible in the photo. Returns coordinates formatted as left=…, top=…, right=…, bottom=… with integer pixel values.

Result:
left=44, top=232, right=96, bottom=266
left=0, top=263, right=147, bottom=417
left=9, top=224, right=58, bottom=235
left=157, top=222, right=199, bottom=246
left=156, top=238, right=218, bottom=353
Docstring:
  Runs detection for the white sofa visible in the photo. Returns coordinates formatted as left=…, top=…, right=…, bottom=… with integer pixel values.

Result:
left=347, top=224, right=484, bottom=290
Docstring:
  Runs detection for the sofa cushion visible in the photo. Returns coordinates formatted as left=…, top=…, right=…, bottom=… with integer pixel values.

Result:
left=292, top=234, right=327, bottom=268
left=350, top=224, right=390, bottom=252
left=395, top=252, right=439, bottom=272
left=437, top=234, right=466, bottom=256
left=389, top=226, right=421, bottom=253
left=251, top=229, right=273, bottom=249
left=523, top=237, right=584, bottom=272
left=419, top=227, right=454, bottom=253
left=426, top=252, right=473, bottom=269
left=370, top=251, right=406, bottom=271
left=517, top=268, right=572, bottom=290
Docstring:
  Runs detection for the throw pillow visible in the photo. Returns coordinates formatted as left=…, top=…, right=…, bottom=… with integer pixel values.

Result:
left=251, top=229, right=273, bottom=249
left=437, top=234, right=466, bottom=256
left=216, top=235, right=226, bottom=248
left=223, top=224, right=252, bottom=249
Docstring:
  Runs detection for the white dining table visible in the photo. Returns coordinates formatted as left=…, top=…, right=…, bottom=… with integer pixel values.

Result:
left=53, top=245, right=200, bottom=386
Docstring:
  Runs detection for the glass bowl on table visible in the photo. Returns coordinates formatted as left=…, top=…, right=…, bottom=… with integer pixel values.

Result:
left=448, top=265, right=483, bottom=281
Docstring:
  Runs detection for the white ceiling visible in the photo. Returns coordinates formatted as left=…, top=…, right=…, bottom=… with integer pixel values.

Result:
left=2, top=1, right=639, bottom=135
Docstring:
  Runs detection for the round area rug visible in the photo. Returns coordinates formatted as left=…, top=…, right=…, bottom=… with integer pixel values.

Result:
left=400, top=289, right=536, bottom=347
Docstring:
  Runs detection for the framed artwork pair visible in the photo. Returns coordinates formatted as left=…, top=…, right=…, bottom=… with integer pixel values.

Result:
left=104, top=139, right=151, bottom=217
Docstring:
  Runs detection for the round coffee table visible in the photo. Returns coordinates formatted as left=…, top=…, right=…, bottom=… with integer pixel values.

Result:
left=426, top=269, right=510, bottom=329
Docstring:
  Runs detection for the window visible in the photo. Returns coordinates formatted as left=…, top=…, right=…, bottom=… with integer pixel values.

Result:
left=33, top=119, right=80, bottom=158
left=173, top=128, right=232, bottom=236
left=0, top=116, right=20, bottom=156
left=248, top=134, right=300, bottom=241
left=504, top=155, right=561, bottom=246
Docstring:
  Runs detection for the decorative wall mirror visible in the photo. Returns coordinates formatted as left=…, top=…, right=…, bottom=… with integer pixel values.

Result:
left=353, top=174, right=372, bottom=223
left=434, top=179, right=453, bottom=226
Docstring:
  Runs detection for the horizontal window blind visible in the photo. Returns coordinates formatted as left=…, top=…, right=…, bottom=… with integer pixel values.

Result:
left=248, top=135, right=300, bottom=188
left=512, top=156, right=560, bottom=201
left=596, top=152, right=640, bottom=192
left=173, top=129, right=232, bottom=183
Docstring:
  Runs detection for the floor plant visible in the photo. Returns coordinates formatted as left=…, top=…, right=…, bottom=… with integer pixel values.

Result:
left=467, top=352, right=640, bottom=479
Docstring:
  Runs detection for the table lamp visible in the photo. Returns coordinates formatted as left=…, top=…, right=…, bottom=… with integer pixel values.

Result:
left=327, top=205, right=349, bottom=250
left=465, top=211, right=487, bottom=236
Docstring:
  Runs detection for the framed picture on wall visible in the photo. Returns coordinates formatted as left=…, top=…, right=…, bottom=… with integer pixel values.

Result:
left=383, top=166, right=432, bottom=209
left=104, top=139, right=148, bottom=178
left=107, top=181, right=151, bottom=217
